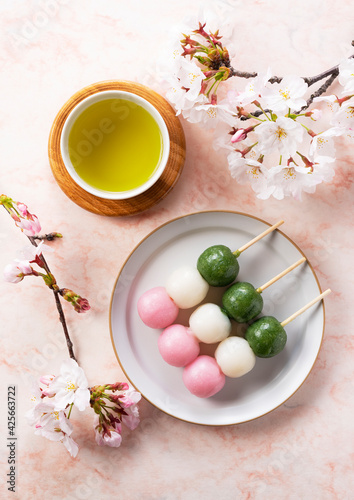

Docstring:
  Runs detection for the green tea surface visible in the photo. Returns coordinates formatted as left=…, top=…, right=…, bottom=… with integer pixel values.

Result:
left=68, top=98, right=162, bottom=192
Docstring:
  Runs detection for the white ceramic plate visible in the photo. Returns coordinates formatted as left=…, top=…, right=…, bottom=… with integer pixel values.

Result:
left=110, top=212, right=325, bottom=425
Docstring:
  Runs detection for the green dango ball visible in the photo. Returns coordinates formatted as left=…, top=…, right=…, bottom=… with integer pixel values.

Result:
left=245, top=316, right=287, bottom=358
left=197, top=245, right=239, bottom=287
left=222, top=282, right=263, bottom=323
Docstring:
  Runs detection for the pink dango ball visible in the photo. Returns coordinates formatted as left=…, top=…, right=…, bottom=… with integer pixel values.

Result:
left=183, top=355, right=226, bottom=398
left=137, top=287, right=179, bottom=329
left=158, top=324, right=200, bottom=367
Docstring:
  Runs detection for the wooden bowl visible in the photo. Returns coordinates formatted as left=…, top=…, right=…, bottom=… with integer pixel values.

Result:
left=48, top=81, right=186, bottom=216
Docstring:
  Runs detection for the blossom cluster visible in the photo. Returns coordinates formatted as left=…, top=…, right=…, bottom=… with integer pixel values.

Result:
left=1, top=195, right=90, bottom=312
left=27, top=359, right=141, bottom=457
left=91, top=383, right=141, bottom=447
left=162, top=19, right=354, bottom=200
left=0, top=195, right=41, bottom=236
left=1, top=195, right=142, bottom=457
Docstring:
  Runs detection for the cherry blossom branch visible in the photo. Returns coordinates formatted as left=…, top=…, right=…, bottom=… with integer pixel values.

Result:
left=301, top=71, right=339, bottom=111
left=237, top=51, right=354, bottom=120
left=0, top=197, right=85, bottom=363
left=183, top=24, right=354, bottom=120
left=230, top=47, right=354, bottom=87
left=1, top=197, right=142, bottom=457
left=240, top=71, right=340, bottom=121
left=28, top=236, right=77, bottom=362
left=53, top=288, right=77, bottom=361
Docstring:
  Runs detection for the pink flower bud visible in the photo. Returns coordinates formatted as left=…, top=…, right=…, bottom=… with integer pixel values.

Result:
left=61, top=289, right=90, bottom=313
left=15, top=215, right=41, bottom=236
left=181, top=47, right=196, bottom=58
left=306, top=109, right=322, bottom=121
left=40, top=375, right=55, bottom=386
left=231, top=129, right=247, bottom=143
left=76, top=297, right=90, bottom=313
left=4, top=260, right=33, bottom=283
left=17, top=202, right=29, bottom=217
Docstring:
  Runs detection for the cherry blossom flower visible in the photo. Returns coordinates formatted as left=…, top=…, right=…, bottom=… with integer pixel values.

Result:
left=4, top=260, right=33, bottom=283
left=166, top=82, right=206, bottom=116
left=93, top=416, right=123, bottom=448
left=267, top=163, right=318, bottom=200
left=255, top=116, right=304, bottom=156
left=332, top=98, right=354, bottom=129
left=186, top=101, right=236, bottom=128
left=179, top=58, right=206, bottom=101
left=46, top=359, right=90, bottom=411
left=122, top=407, right=140, bottom=431
left=120, top=387, right=142, bottom=408
left=32, top=401, right=79, bottom=458
left=20, top=241, right=52, bottom=261
left=26, top=382, right=44, bottom=426
left=267, top=156, right=335, bottom=200
left=120, top=387, right=141, bottom=430
left=261, top=76, right=308, bottom=113
left=338, top=58, right=354, bottom=95
left=309, top=126, right=344, bottom=158
left=0, top=196, right=42, bottom=236
left=306, top=108, right=322, bottom=121
left=314, top=95, right=340, bottom=115
left=233, top=69, right=272, bottom=107
left=14, top=209, right=41, bottom=236
left=165, top=58, right=206, bottom=115
left=227, top=151, right=273, bottom=198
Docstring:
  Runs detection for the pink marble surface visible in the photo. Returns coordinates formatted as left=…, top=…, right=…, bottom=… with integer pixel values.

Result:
left=1, top=1, right=354, bottom=499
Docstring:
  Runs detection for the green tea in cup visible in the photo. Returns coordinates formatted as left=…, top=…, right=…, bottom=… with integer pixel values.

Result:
left=60, top=91, right=170, bottom=199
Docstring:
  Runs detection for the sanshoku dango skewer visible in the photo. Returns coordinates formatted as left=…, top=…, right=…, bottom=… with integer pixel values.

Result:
left=222, top=257, right=306, bottom=323
left=183, top=289, right=331, bottom=397
left=187, top=257, right=305, bottom=344
left=139, top=220, right=284, bottom=329
left=197, top=220, right=284, bottom=287
left=245, top=289, right=331, bottom=358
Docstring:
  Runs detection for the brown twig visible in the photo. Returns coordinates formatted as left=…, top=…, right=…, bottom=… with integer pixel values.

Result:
left=229, top=67, right=282, bottom=83
left=232, top=49, right=354, bottom=120
left=28, top=236, right=77, bottom=361
left=300, top=71, right=339, bottom=112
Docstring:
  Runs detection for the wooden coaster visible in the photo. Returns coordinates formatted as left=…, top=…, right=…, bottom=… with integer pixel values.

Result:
left=48, top=81, right=186, bottom=216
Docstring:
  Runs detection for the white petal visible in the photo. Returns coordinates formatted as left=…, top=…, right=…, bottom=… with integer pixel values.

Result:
left=73, top=388, right=90, bottom=411
left=62, top=435, right=79, bottom=458
left=59, top=412, right=73, bottom=435
left=54, top=390, right=75, bottom=410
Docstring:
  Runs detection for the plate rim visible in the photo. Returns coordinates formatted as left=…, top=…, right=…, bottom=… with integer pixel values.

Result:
left=109, top=210, right=325, bottom=426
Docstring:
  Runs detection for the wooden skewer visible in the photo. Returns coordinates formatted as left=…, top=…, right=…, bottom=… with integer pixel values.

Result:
left=256, top=257, right=306, bottom=293
left=281, top=289, right=331, bottom=327
left=234, top=220, right=284, bottom=256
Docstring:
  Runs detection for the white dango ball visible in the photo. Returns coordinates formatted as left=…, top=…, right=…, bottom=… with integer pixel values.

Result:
left=189, top=303, right=231, bottom=344
left=215, top=336, right=256, bottom=378
left=165, top=265, right=209, bottom=309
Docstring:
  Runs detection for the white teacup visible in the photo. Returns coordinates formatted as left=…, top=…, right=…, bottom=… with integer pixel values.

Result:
left=60, top=90, right=170, bottom=200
